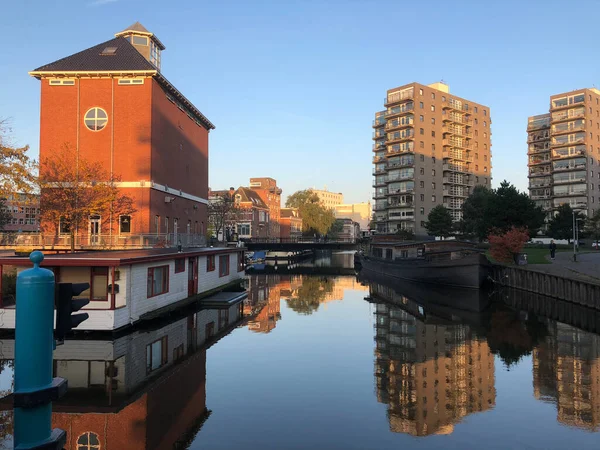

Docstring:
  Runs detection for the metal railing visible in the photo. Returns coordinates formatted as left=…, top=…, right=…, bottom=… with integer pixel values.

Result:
left=0, top=233, right=207, bottom=249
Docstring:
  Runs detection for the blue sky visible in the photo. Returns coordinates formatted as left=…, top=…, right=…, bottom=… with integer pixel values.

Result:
left=2, top=0, right=599, bottom=204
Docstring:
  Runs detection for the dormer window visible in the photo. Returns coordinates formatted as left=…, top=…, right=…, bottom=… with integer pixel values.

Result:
left=132, top=35, right=148, bottom=46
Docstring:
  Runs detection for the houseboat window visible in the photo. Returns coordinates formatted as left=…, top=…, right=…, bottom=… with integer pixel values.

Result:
left=147, top=266, right=169, bottom=297
left=219, top=255, right=230, bottom=277
left=59, top=217, right=71, bottom=234
left=146, top=336, right=168, bottom=373
left=119, top=215, right=131, bottom=234
left=385, top=249, right=393, bottom=260
left=91, top=267, right=108, bottom=301
left=207, top=255, right=216, bottom=272
left=206, top=321, right=215, bottom=338
left=76, top=432, right=100, bottom=450
left=173, top=344, right=184, bottom=362
left=219, top=308, right=229, bottom=329
left=175, top=258, right=185, bottom=273
left=401, top=250, right=409, bottom=258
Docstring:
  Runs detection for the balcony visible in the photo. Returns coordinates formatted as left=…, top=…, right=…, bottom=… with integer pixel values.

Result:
left=373, top=155, right=386, bottom=163
left=551, top=108, right=585, bottom=123
left=388, top=187, right=415, bottom=195
left=386, top=103, right=415, bottom=120
left=528, top=169, right=551, bottom=178
left=527, top=118, right=551, bottom=131
left=385, top=120, right=413, bottom=131
left=529, top=179, right=552, bottom=188
left=442, top=99, right=468, bottom=113
left=373, top=167, right=387, bottom=175
left=551, top=124, right=586, bottom=136
left=530, top=194, right=551, bottom=200
left=442, top=138, right=470, bottom=149
left=387, top=145, right=414, bottom=155
left=443, top=189, right=468, bottom=198
left=551, top=136, right=585, bottom=147
left=442, top=202, right=462, bottom=210
left=553, top=175, right=586, bottom=185
left=373, top=204, right=388, bottom=211
left=387, top=174, right=414, bottom=182
left=529, top=158, right=551, bottom=166
left=528, top=145, right=550, bottom=155
left=387, top=159, right=414, bottom=169
left=387, top=132, right=415, bottom=144
left=373, top=114, right=386, bottom=128
left=388, top=201, right=413, bottom=207
left=553, top=162, right=587, bottom=172
left=443, top=176, right=472, bottom=186
left=527, top=133, right=550, bottom=143
left=373, top=190, right=387, bottom=199
left=373, top=129, right=386, bottom=140
left=443, top=163, right=468, bottom=173
left=373, top=177, right=387, bottom=187
left=385, top=90, right=414, bottom=106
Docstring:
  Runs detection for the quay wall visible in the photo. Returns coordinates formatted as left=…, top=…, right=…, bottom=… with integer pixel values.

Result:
left=491, top=264, right=600, bottom=310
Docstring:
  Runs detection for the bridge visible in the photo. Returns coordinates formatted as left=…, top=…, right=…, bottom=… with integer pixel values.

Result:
left=245, top=264, right=356, bottom=276
left=242, top=238, right=360, bottom=252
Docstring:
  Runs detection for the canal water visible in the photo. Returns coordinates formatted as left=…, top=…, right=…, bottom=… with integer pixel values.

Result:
left=0, top=251, right=599, bottom=449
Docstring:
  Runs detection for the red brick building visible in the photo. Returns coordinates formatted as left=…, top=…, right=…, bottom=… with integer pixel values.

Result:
left=2, top=194, right=40, bottom=232
left=30, top=22, right=214, bottom=241
left=280, top=207, right=302, bottom=239
left=249, top=178, right=282, bottom=238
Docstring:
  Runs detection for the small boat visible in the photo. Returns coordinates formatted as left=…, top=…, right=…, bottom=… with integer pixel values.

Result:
left=358, top=238, right=491, bottom=289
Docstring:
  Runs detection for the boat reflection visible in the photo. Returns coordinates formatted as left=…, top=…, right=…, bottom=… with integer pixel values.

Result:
left=0, top=301, right=244, bottom=449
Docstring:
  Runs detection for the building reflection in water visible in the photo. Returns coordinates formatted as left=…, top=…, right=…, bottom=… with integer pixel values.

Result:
left=533, top=321, right=600, bottom=431
left=0, top=301, right=243, bottom=449
left=244, top=273, right=368, bottom=330
left=369, top=280, right=496, bottom=436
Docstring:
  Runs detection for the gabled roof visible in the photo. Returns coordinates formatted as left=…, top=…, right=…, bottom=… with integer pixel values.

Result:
left=235, top=187, right=268, bottom=209
left=32, top=37, right=156, bottom=73
left=30, top=36, right=215, bottom=130
left=281, top=207, right=301, bottom=218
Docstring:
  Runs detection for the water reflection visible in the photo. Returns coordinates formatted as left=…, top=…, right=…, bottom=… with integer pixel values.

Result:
left=368, top=279, right=496, bottom=436
left=361, top=270, right=600, bottom=436
left=533, top=321, right=600, bottom=431
left=0, top=301, right=243, bottom=449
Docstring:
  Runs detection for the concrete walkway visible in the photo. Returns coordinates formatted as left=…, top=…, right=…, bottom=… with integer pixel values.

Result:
left=527, top=250, right=600, bottom=284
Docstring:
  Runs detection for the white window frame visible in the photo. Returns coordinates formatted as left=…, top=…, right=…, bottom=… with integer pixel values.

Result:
left=84, top=107, right=108, bottom=132
left=49, top=79, right=75, bottom=86
left=118, top=78, right=144, bottom=85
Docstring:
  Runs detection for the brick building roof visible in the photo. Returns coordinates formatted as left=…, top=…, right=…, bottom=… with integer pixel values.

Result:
left=30, top=33, right=214, bottom=130
left=236, top=187, right=269, bottom=209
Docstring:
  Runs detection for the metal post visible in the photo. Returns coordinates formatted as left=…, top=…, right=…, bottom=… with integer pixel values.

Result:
left=573, top=211, right=577, bottom=262
left=14, top=251, right=66, bottom=450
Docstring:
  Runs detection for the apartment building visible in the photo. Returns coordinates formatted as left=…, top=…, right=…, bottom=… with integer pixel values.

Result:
left=310, top=188, right=343, bottom=209
left=528, top=88, right=600, bottom=221
left=372, top=82, right=492, bottom=237
left=1, top=194, right=40, bottom=232
left=333, top=202, right=371, bottom=231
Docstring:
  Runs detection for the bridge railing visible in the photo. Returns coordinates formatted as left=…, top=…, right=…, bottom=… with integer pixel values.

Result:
left=241, top=237, right=358, bottom=244
left=0, top=233, right=207, bottom=249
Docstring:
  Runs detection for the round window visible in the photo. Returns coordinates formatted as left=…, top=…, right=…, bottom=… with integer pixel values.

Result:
left=77, top=432, right=100, bottom=449
left=84, top=107, right=108, bottom=131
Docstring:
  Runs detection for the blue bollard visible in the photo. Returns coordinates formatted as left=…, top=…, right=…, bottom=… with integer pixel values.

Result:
left=14, top=251, right=66, bottom=450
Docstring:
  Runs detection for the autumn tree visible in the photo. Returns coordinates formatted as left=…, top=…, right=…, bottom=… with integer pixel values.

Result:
left=425, top=205, right=454, bottom=238
left=38, top=145, right=136, bottom=252
left=488, top=227, right=530, bottom=264
left=208, top=192, right=241, bottom=241
left=285, top=190, right=335, bottom=236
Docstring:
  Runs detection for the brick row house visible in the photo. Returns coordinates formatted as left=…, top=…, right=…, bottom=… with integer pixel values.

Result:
left=30, top=22, right=214, bottom=245
left=280, top=208, right=302, bottom=239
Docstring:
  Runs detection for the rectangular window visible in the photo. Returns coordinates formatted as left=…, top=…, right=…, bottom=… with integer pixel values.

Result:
left=175, top=258, right=185, bottom=273
left=431, top=118, right=435, bottom=124
left=420, top=102, right=424, bottom=109
left=91, top=267, right=109, bottom=301
left=146, top=336, right=168, bottom=374
left=207, top=255, right=216, bottom=272
left=133, top=35, right=149, bottom=46
left=219, top=255, right=230, bottom=277
left=431, top=131, right=435, bottom=137
left=420, top=181, right=425, bottom=188
left=420, top=194, right=425, bottom=201
left=118, top=78, right=144, bottom=85
left=432, top=182, right=436, bottom=189
left=432, top=195, right=436, bottom=202
left=420, top=128, right=424, bottom=135
left=420, top=141, right=424, bottom=148
left=49, top=79, right=75, bottom=85
left=420, top=115, right=424, bottom=122
left=431, top=105, right=435, bottom=112
left=119, top=215, right=131, bottom=234
left=155, top=215, right=160, bottom=234
left=147, top=265, right=169, bottom=297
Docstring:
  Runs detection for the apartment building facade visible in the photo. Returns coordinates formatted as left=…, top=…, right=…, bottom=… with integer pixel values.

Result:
left=280, top=208, right=302, bottom=239
left=310, top=188, right=343, bottom=209
left=31, top=22, right=214, bottom=240
left=372, top=82, right=492, bottom=237
left=528, top=88, right=600, bottom=222
left=333, top=202, right=371, bottom=231
left=1, top=194, right=40, bottom=232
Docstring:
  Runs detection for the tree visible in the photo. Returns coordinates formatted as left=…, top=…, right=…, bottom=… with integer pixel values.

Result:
left=327, top=219, right=345, bottom=240
left=285, top=190, right=336, bottom=236
left=0, top=118, right=37, bottom=197
left=488, top=227, right=530, bottom=264
left=395, top=229, right=415, bottom=240
left=425, top=205, right=454, bottom=238
left=208, top=192, right=241, bottom=241
left=39, top=145, right=136, bottom=252
left=461, top=185, right=494, bottom=241
left=585, top=209, right=600, bottom=244
left=547, top=204, right=583, bottom=243
left=462, top=181, right=545, bottom=241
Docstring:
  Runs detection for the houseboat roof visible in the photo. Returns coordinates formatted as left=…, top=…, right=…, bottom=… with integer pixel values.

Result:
left=0, top=247, right=243, bottom=267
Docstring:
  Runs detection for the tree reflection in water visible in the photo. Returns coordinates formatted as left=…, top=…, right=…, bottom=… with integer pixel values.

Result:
left=285, top=276, right=334, bottom=315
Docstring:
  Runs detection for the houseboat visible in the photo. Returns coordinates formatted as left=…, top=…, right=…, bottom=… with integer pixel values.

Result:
left=0, top=300, right=243, bottom=448
left=358, top=237, right=490, bottom=289
left=0, top=246, right=245, bottom=331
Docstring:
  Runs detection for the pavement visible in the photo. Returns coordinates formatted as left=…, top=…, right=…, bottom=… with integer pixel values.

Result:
left=527, top=250, right=600, bottom=284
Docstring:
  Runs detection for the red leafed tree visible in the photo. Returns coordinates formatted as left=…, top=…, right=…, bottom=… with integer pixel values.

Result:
left=488, top=227, right=530, bottom=264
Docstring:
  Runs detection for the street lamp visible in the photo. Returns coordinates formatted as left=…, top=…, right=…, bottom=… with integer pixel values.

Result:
left=573, top=211, right=584, bottom=262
